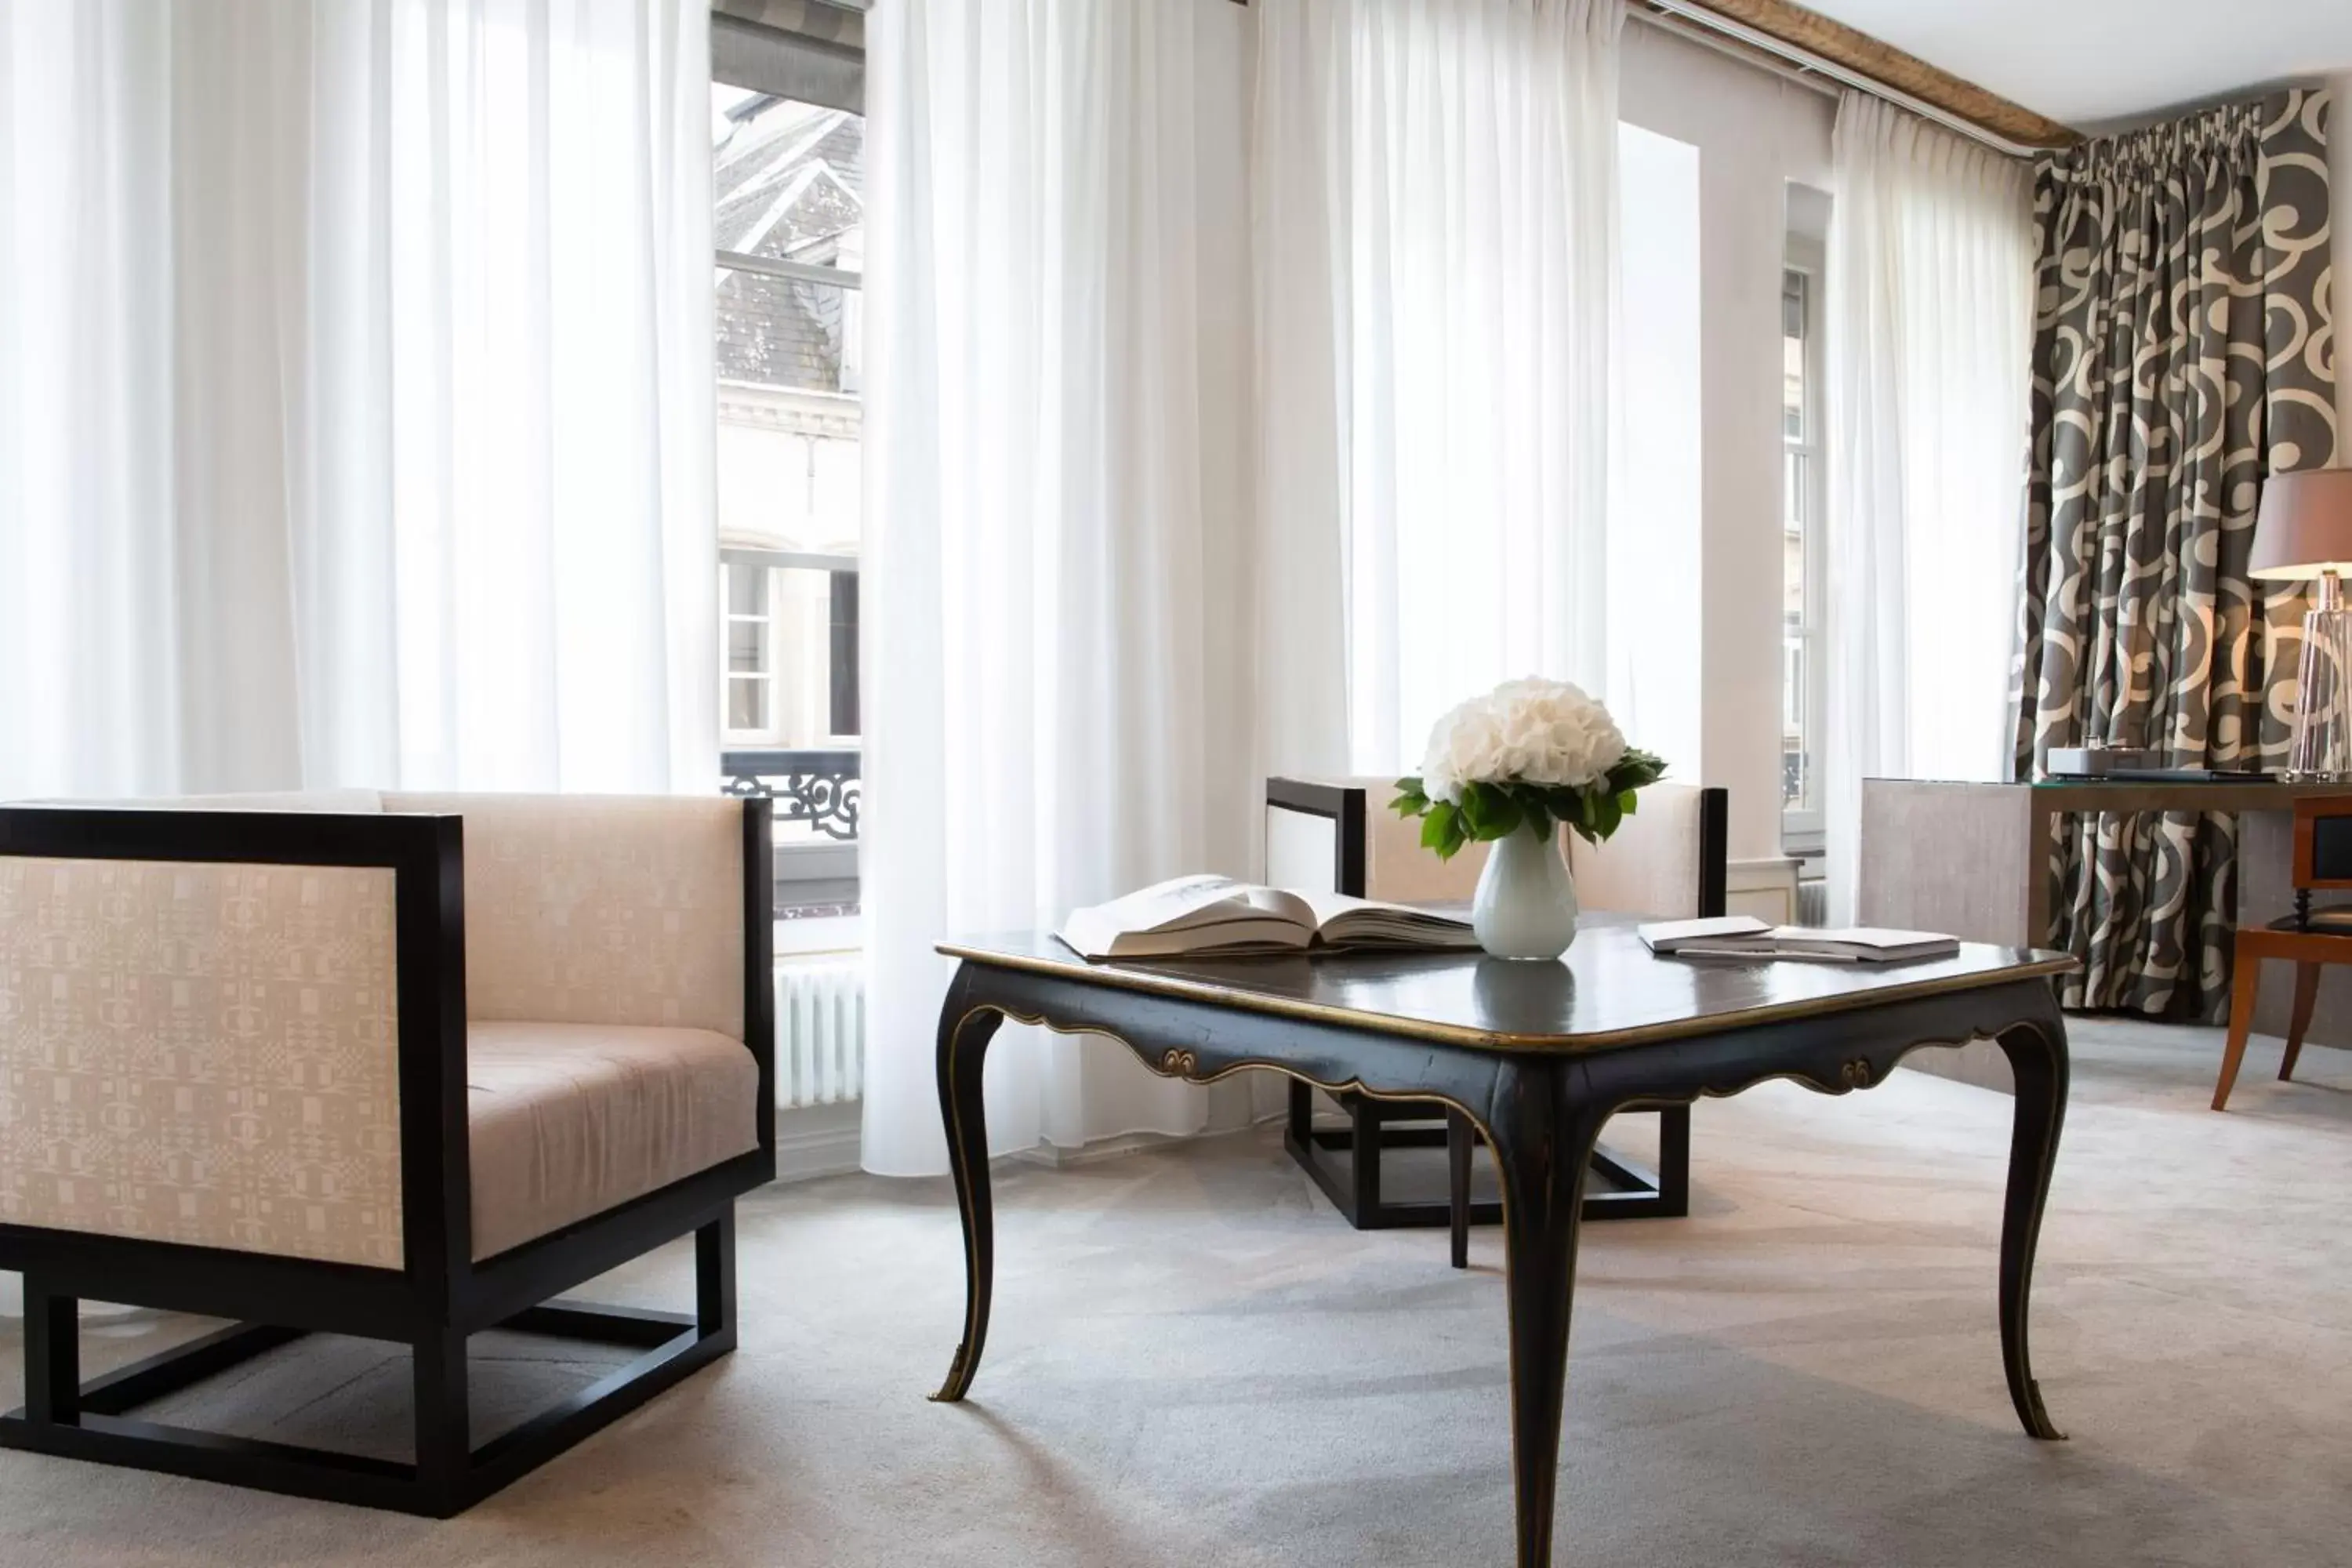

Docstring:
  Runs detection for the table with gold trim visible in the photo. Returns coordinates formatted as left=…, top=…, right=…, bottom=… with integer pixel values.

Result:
left=926, top=924, right=2078, bottom=1567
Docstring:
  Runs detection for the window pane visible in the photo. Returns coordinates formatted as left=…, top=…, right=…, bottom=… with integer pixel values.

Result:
left=1784, top=506, right=1806, bottom=622
left=1782, top=638, right=1808, bottom=809
left=713, top=93, right=863, bottom=274
left=728, top=676, right=769, bottom=732
left=1609, top=122, right=1704, bottom=773
left=1783, top=337, right=1805, bottom=440
left=717, top=270, right=861, bottom=399
left=728, top=618, right=770, bottom=674
left=726, top=563, right=769, bottom=617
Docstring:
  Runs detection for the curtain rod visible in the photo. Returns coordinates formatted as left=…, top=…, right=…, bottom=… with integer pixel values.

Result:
left=1635, top=0, right=2040, bottom=158
left=1221, top=0, right=2043, bottom=158
left=1632, top=5, right=1836, bottom=103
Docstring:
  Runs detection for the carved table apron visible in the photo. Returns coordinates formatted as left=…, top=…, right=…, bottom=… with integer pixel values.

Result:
left=925, top=935, right=2074, bottom=1568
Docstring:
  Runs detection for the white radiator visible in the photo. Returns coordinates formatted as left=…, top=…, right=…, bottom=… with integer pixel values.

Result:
left=774, top=957, right=866, bottom=1108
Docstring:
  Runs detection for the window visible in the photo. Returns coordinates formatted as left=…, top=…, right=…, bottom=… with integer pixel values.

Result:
left=713, top=81, right=864, bottom=918
left=1780, top=248, right=1827, bottom=850
left=1609, top=124, right=1704, bottom=771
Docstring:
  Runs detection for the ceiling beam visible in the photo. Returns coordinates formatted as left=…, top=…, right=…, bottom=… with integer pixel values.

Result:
left=1657, top=0, right=2080, bottom=148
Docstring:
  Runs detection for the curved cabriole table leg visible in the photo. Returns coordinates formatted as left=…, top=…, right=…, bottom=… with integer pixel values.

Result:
left=931, top=977, right=1006, bottom=1403
left=1994, top=1013, right=2070, bottom=1441
left=1486, top=1059, right=1610, bottom=1568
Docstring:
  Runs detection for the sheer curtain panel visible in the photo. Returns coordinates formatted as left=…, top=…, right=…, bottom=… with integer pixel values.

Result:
left=0, top=0, right=715, bottom=802
left=1254, top=0, right=1625, bottom=775
left=1822, top=93, right=2034, bottom=924
left=858, top=0, right=1260, bottom=1174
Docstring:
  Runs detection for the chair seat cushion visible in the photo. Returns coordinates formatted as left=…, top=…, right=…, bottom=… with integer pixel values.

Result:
left=469, top=1022, right=758, bottom=1260
left=2267, top=905, right=2352, bottom=932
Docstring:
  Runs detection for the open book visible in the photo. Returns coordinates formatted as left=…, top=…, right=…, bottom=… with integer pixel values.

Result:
left=1057, top=874, right=1479, bottom=961
left=1636, top=915, right=1959, bottom=964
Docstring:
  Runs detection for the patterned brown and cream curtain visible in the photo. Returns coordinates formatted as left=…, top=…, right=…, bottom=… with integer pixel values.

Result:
left=2012, top=88, right=2336, bottom=1019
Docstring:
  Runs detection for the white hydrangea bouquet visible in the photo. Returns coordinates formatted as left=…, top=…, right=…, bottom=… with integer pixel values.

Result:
left=1389, top=678, right=1666, bottom=961
left=1391, top=677, right=1667, bottom=858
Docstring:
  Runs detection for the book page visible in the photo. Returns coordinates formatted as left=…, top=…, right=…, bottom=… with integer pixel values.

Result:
left=1637, top=915, right=1771, bottom=949
left=1767, top=925, right=1952, bottom=949
left=1288, top=887, right=1450, bottom=929
left=1294, top=888, right=1476, bottom=948
left=1059, top=877, right=1316, bottom=960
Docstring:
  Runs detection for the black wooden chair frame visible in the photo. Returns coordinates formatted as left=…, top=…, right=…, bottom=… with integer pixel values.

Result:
left=1265, top=779, right=1728, bottom=1261
left=0, top=801, right=776, bottom=1516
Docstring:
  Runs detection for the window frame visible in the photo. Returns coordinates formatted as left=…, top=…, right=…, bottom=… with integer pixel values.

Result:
left=711, top=74, right=865, bottom=759
left=1780, top=249, right=1828, bottom=854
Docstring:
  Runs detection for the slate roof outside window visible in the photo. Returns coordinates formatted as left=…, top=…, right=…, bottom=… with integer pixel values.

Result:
left=714, top=89, right=864, bottom=395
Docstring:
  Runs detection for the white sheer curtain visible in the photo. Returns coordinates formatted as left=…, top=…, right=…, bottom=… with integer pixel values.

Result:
left=0, top=0, right=715, bottom=803
left=0, top=0, right=713, bottom=1316
left=1822, top=93, right=2033, bottom=922
left=858, top=0, right=1259, bottom=1174
left=1254, top=0, right=1624, bottom=776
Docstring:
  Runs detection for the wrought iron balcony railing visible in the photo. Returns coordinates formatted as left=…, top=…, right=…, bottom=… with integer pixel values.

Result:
left=722, top=748, right=861, bottom=841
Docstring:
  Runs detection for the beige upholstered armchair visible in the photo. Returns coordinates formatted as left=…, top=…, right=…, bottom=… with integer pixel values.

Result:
left=0, top=792, right=774, bottom=1515
left=1265, top=778, right=1728, bottom=1264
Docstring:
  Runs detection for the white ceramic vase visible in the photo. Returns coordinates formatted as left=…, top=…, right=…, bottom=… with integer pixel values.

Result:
left=1471, top=825, right=1579, bottom=960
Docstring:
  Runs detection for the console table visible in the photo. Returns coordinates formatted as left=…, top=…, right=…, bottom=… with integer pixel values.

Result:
left=926, top=927, right=2077, bottom=1566
left=1862, top=777, right=2352, bottom=1061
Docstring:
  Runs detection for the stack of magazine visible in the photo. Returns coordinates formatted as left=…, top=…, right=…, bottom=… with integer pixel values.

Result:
left=1636, top=915, right=1958, bottom=964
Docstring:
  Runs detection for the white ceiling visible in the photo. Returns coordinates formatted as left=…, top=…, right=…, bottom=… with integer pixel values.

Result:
left=1798, top=0, right=2352, bottom=130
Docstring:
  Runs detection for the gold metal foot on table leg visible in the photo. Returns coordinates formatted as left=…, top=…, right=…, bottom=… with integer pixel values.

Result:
left=931, top=1345, right=972, bottom=1403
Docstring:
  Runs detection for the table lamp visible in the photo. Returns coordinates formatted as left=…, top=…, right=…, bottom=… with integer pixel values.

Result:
left=2250, top=467, right=2352, bottom=779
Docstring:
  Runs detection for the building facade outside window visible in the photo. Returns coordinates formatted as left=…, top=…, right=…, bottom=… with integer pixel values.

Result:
left=713, top=79, right=864, bottom=922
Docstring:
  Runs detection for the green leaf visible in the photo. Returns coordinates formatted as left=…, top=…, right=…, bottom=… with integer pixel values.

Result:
left=1618, top=789, right=1639, bottom=815
left=1459, top=782, right=1524, bottom=842
left=1391, top=780, right=1429, bottom=817
left=1421, top=800, right=1458, bottom=853
left=1606, top=748, right=1668, bottom=793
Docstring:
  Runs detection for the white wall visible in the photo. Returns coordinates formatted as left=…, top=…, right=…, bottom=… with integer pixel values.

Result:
left=1621, top=24, right=1837, bottom=864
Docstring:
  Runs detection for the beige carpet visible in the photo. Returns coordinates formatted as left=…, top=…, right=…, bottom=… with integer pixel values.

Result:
left=2, top=1017, right=2348, bottom=1567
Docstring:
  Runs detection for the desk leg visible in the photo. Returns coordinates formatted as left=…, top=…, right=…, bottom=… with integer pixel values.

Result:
left=932, top=995, right=1007, bottom=1403
left=1490, top=1062, right=1608, bottom=1568
left=2025, top=801, right=2055, bottom=949
left=1994, top=1016, right=2070, bottom=1441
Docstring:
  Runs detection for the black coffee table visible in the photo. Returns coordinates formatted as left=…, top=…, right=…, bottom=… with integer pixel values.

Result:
left=927, top=927, right=2078, bottom=1566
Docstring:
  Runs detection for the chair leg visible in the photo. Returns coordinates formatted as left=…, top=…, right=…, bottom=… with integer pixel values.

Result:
left=2215, top=945, right=2263, bottom=1111
left=1446, top=1111, right=1472, bottom=1270
left=412, top=1323, right=470, bottom=1516
left=2282, top=963, right=2321, bottom=1083
left=23, top=1285, right=80, bottom=1427
left=697, top=1210, right=738, bottom=1344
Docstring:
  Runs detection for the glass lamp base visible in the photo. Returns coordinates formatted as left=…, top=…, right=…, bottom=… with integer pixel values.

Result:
left=2287, top=574, right=2352, bottom=781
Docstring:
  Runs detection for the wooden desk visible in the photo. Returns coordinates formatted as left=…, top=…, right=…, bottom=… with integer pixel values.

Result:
left=1864, top=778, right=2352, bottom=1055
left=927, top=927, right=2078, bottom=1566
